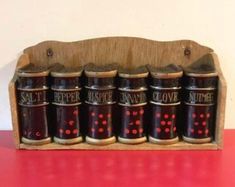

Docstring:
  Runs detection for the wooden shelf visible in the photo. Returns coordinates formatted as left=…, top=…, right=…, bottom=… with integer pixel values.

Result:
left=19, top=141, right=219, bottom=150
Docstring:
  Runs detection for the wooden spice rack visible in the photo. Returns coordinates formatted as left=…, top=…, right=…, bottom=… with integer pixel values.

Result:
left=8, top=37, right=226, bottom=150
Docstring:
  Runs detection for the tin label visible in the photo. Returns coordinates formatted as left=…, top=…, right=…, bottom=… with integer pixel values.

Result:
left=19, top=90, right=47, bottom=105
left=53, top=90, right=81, bottom=104
left=119, top=91, right=147, bottom=105
left=86, top=89, right=114, bottom=105
left=185, top=90, right=215, bottom=104
left=151, top=90, right=179, bottom=104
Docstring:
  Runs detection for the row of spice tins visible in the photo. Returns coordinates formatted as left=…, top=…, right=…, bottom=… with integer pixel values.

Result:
left=16, top=60, right=218, bottom=145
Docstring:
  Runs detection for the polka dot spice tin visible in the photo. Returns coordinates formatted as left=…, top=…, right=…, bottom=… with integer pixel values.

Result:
left=183, top=58, right=218, bottom=143
left=17, top=64, right=51, bottom=145
left=118, top=66, right=149, bottom=144
left=84, top=63, right=117, bottom=145
left=147, top=64, right=183, bottom=144
left=51, top=65, right=83, bottom=144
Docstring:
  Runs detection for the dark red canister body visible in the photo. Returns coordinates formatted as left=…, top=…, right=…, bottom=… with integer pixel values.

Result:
left=147, top=65, right=183, bottom=144
left=118, top=70, right=148, bottom=144
left=51, top=67, right=83, bottom=144
left=85, top=64, right=117, bottom=145
left=17, top=64, right=51, bottom=145
left=183, top=74, right=218, bottom=143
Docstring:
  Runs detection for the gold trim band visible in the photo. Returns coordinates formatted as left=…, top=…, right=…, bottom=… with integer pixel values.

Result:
left=118, top=87, right=148, bottom=92
left=149, top=136, right=179, bottom=145
left=21, top=137, right=51, bottom=145
left=51, top=87, right=82, bottom=91
left=185, top=87, right=216, bottom=91
left=18, top=102, right=49, bottom=107
left=184, top=102, right=215, bottom=106
left=17, top=71, right=50, bottom=77
left=17, top=87, right=49, bottom=91
left=51, top=71, right=82, bottom=77
left=118, top=102, right=147, bottom=107
left=150, top=85, right=181, bottom=90
left=85, top=101, right=116, bottom=105
left=182, top=136, right=212, bottom=144
left=150, top=101, right=180, bottom=106
left=85, top=70, right=117, bottom=78
left=150, top=71, right=183, bottom=79
left=118, top=136, right=147, bottom=144
left=184, top=72, right=218, bottom=77
left=54, top=136, right=83, bottom=145
left=85, top=85, right=116, bottom=90
left=52, top=102, right=82, bottom=106
left=86, top=136, right=116, bottom=145
left=118, top=72, right=149, bottom=79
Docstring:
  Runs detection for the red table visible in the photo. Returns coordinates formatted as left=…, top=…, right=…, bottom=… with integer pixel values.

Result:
left=0, top=130, right=235, bottom=187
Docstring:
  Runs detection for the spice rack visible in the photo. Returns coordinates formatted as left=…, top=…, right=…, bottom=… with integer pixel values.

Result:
left=8, top=37, right=226, bottom=150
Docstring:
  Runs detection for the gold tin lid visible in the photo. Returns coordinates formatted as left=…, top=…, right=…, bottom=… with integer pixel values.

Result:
left=184, top=54, right=218, bottom=77
left=85, top=63, right=118, bottom=78
left=118, top=66, right=149, bottom=78
left=51, top=64, right=83, bottom=77
left=17, top=63, right=50, bottom=77
left=147, top=64, right=183, bottom=79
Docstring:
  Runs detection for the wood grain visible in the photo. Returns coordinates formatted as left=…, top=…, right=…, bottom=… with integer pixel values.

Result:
left=23, top=37, right=213, bottom=68
left=19, top=141, right=218, bottom=150
left=9, top=54, right=31, bottom=149
left=9, top=37, right=225, bottom=150
left=211, top=52, right=227, bottom=149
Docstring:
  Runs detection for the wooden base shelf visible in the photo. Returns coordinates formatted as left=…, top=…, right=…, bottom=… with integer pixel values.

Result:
left=19, top=141, right=219, bottom=150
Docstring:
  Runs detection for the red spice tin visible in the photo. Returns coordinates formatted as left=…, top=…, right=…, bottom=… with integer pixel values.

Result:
left=51, top=65, right=83, bottom=144
left=183, top=58, right=218, bottom=144
left=17, top=64, right=51, bottom=145
left=118, top=67, right=148, bottom=144
left=147, top=64, right=183, bottom=144
left=84, top=63, right=117, bottom=145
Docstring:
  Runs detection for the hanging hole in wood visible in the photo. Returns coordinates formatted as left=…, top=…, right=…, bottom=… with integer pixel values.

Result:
left=184, top=47, right=191, bottom=56
left=47, top=48, right=53, bottom=57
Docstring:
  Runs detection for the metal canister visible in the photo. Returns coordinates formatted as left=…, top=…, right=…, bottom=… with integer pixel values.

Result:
left=118, top=67, right=148, bottom=144
left=51, top=65, right=83, bottom=144
left=183, top=58, right=218, bottom=143
left=148, top=64, right=183, bottom=144
left=84, top=63, right=117, bottom=145
left=17, top=64, right=51, bottom=145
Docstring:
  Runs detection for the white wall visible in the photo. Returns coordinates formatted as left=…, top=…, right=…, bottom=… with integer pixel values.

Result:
left=0, top=0, right=234, bottom=130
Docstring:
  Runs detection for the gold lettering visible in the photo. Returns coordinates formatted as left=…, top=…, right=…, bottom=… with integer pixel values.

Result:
left=120, top=92, right=146, bottom=104
left=188, top=91, right=214, bottom=103
left=87, top=90, right=113, bottom=103
left=54, top=91, right=80, bottom=103
left=19, top=91, right=45, bottom=104
left=152, top=91, right=179, bottom=103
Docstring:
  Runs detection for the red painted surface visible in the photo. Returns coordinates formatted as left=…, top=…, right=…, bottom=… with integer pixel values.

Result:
left=0, top=130, right=235, bottom=187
